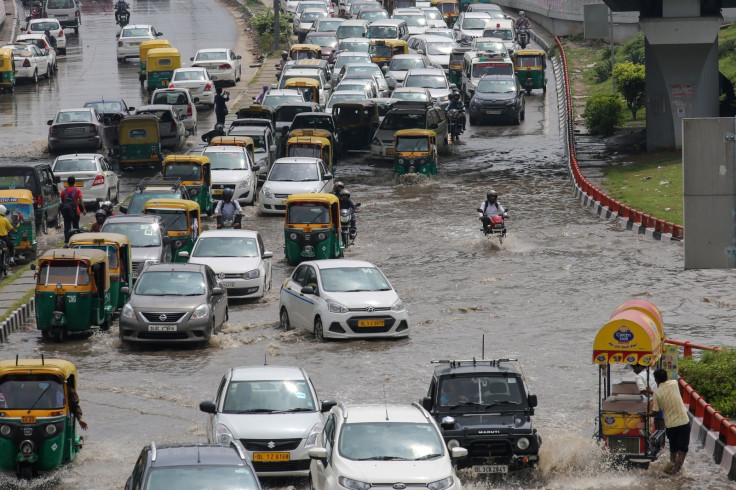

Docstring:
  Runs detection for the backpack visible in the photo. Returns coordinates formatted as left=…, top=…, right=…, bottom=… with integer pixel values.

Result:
left=60, top=188, right=77, bottom=219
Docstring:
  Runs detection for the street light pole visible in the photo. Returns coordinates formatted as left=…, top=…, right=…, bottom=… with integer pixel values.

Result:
left=274, top=0, right=280, bottom=52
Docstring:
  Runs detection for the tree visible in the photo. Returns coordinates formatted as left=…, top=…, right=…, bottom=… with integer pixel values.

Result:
left=613, top=61, right=645, bottom=120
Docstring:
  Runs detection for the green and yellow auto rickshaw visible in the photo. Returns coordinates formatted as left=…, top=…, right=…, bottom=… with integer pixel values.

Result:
left=235, top=105, right=275, bottom=123
left=139, top=39, right=172, bottom=86
left=142, top=198, right=200, bottom=262
left=288, top=129, right=335, bottom=171
left=0, top=47, right=16, bottom=94
left=146, top=47, right=182, bottom=93
left=513, top=49, right=547, bottom=95
left=68, top=232, right=132, bottom=311
left=284, top=77, right=321, bottom=105
left=286, top=134, right=333, bottom=170
left=449, top=47, right=471, bottom=86
left=284, top=193, right=341, bottom=265
left=433, top=0, right=459, bottom=27
left=34, top=249, right=113, bottom=342
left=162, top=155, right=213, bottom=215
left=332, top=101, right=380, bottom=151
left=117, top=115, right=162, bottom=166
left=0, top=190, right=36, bottom=260
left=393, top=129, right=438, bottom=176
left=290, top=44, right=322, bottom=61
left=0, top=358, right=84, bottom=479
left=369, top=39, right=409, bottom=68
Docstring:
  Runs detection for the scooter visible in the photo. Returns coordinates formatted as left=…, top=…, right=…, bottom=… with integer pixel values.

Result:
left=477, top=207, right=509, bottom=244
left=517, top=26, right=530, bottom=49
left=216, top=211, right=242, bottom=229
left=340, top=204, right=359, bottom=251
left=446, top=108, right=465, bottom=141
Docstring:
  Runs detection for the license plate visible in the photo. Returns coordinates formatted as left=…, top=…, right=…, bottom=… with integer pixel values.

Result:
left=222, top=282, right=234, bottom=287
left=281, top=199, right=288, bottom=203
left=386, top=149, right=395, bottom=155
left=213, top=189, right=223, bottom=195
left=130, top=42, right=141, bottom=46
left=358, top=319, right=384, bottom=327
left=21, top=416, right=36, bottom=423
left=472, top=465, right=508, bottom=474
left=64, top=182, right=84, bottom=187
left=148, top=324, right=177, bottom=332
left=485, top=110, right=502, bottom=115
left=253, top=452, right=290, bottom=462
left=64, top=128, right=84, bottom=136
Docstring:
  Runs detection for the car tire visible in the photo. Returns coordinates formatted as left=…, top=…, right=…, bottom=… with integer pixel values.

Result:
left=469, top=117, right=476, bottom=126
left=280, top=307, right=290, bottom=331
left=60, top=48, right=67, bottom=55
left=44, top=64, right=50, bottom=79
left=224, top=307, right=229, bottom=322
left=236, top=68, right=241, bottom=82
left=114, top=182, right=120, bottom=203
left=514, top=110, right=521, bottom=125
left=314, top=317, right=325, bottom=342
left=32, top=69, right=38, bottom=84
left=521, top=107, right=525, bottom=121
left=41, top=212, right=48, bottom=235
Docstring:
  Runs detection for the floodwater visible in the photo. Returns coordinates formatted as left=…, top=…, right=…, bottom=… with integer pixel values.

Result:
left=1, top=1, right=736, bottom=489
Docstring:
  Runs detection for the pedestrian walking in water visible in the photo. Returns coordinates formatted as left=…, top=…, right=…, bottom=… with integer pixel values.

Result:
left=649, top=368, right=690, bottom=474
left=60, top=176, right=86, bottom=241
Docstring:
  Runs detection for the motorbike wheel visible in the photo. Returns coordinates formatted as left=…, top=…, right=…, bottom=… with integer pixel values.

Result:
left=100, top=314, right=110, bottom=331
left=526, top=88, right=532, bottom=95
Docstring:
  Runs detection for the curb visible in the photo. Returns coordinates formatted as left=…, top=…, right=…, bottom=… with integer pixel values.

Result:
left=0, top=296, right=35, bottom=343
left=690, top=410, right=736, bottom=480
left=9, top=0, right=19, bottom=43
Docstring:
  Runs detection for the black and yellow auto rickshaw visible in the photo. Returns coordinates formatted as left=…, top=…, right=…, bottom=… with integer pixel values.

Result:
left=162, top=155, right=213, bottom=215
left=290, top=44, right=322, bottom=61
left=286, top=133, right=333, bottom=170
left=138, top=38, right=172, bottom=86
left=284, top=193, right=341, bottom=265
left=0, top=190, right=36, bottom=260
left=0, top=47, right=16, bottom=94
left=142, top=198, right=200, bottom=262
left=234, top=104, right=275, bottom=124
left=146, top=47, right=182, bottom=93
left=0, top=358, right=84, bottom=479
left=332, top=101, right=380, bottom=151
left=68, top=232, right=132, bottom=311
left=369, top=40, right=409, bottom=68
left=284, top=77, right=320, bottom=105
left=449, top=47, right=471, bottom=86
left=513, top=49, right=547, bottom=94
left=433, top=0, right=459, bottom=27
left=117, top=115, right=162, bottom=166
left=34, top=249, right=113, bottom=341
left=393, top=129, right=438, bottom=176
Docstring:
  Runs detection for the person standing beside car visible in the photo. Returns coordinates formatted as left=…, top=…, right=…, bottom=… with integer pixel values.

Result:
left=214, top=87, right=230, bottom=125
left=60, top=176, right=86, bottom=240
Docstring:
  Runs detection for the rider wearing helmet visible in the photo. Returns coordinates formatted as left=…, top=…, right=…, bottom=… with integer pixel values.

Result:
left=478, top=189, right=507, bottom=227
left=331, top=181, right=345, bottom=197
left=100, top=201, right=115, bottom=217
left=214, top=188, right=244, bottom=229
left=338, top=189, right=358, bottom=236
left=515, top=10, right=531, bottom=29
left=0, top=205, right=15, bottom=265
left=89, top=209, right=107, bottom=233
left=444, top=90, right=466, bottom=132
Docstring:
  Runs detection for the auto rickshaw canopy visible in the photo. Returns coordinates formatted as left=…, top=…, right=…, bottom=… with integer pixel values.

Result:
left=68, top=232, right=131, bottom=271
left=0, top=48, right=13, bottom=66
left=139, top=39, right=172, bottom=62
left=0, top=189, right=34, bottom=205
left=289, top=128, right=333, bottom=140
left=592, top=308, right=664, bottom=366
left=284, top=77, right=320, bottom=104
left=146, top=47, right=181, bottom=71
left=142, top=198, right=200, bottom=234
left=208, top=136, right=255, bottom=157
left=235, top=104, right=275, bottom=122
left=290, top=44, right=322, bottom=60
left=287, top=136, right=332, bottom=159
left=285, top=193, right=340, bottom=230
left=369, top=39, right=408, bottom=60
left=434, top=0, right=459, bottom=13
left=513, top=49, right=546, bottom=69
left=37, top=249, right=110, bottom=291
left=332, top=100, right=379, bottom=123
left=118, top=114, right=161, bottom=144
left=394, top=128, right=437, bottom=141
left=0, top=358, right=78, bottom=390
left=163, top=155, right=211, bottom=184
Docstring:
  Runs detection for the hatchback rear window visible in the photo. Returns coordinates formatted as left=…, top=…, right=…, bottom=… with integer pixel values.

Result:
left=30, top=21, right=60, bottom=31
left=173, top=71, right=206, bottom=81
left=122, top=28, right=150, bottom=37
left=53, top=159, right=97, bottom=172
left=46, top=0, right=75, bottom=9
left=153, top=92, right=188, bottom=105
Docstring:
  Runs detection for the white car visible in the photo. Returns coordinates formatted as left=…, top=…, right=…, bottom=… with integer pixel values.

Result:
left=116, top=24, right=163, bottom=63
left=279, top=259, right=409, bottom=340
left=261, top=89, right=307, bottom=110
left=258, top=157, right=333, bottom=215
left=169, top=67, right=215, bottom=107
left=185, top=230, right=272, bottom=299
left=199, top=365, right=334, bottom=477
left=202, top=145, right=259, bottom=205
left=384, top=53, right=432, bottom=89
left=308, top=403, right=466, bottom=490
left=295, top=9, right=328, bottom=42
left=410, top=35, right=458, bottom=71
left=2, top=43, right=51, bottom=82
left=392, top=8, right=429, bottom=36
left=51, top=154, right=120, bottom=205
left=15, top=34, right=57, bottom=74
left=402, top=67, right=452, bottom=105
left=190, top=48, right=242, bottom=86
left=421, top=7, right=448, bottom=28
left=150, top=88, right=198, bottom=135
left=26, top=18, right=66, bottom=54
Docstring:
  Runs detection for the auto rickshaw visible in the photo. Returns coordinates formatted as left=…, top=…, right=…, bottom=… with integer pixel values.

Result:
left=0, top=358, right=84, bottom=479
left=433, top=0, right=459, bottom=27
left=0, top=190, right=36, bottom=260
left=34, top=249, right=113, bottom=341
left=68, top=232, right=132, bottom=311
left=284, top=193, right=341, bottom=265
left=138, top=38, right=172, bottom=86
left=288, top=128, right=335, bottom=171
left=0, top=47, right=16, bottom=94
left=369, top=40, right=409, bottom=68
left=235, top=104, right=275, bottom=124
left=332, top=101, right=380, bottom=151
left=208, top=135, right=255, bottom=162
left=162, top=155, right=213, bottom=215
left=513, top=49, right=547, bottom=94
left=117, top=115, right=162, bottom=166
left=286, top=134, right=333, bottom=170
left=146, top=47, right=182, bottom=93
left=284, top=77, right=320, bottom=105
left=393, top=129, right=438, bottom=176
left=449, top=47, right=471, bottom=86
left=290, top=44, right=322, bottom=61
left=142, top=198, right=200, bottom=261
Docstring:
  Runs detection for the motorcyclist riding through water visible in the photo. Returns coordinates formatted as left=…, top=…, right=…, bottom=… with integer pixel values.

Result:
left=515, top=10, right=531, bottom=29
left=444, top=90, right=466, bottom=132
left=214, top=188, right=244, bottom=229
left=114, top=0, right=130, bottom=23
left=478, top=189, right=507, bottom=227
left=338, top=189, right=358, bottom=238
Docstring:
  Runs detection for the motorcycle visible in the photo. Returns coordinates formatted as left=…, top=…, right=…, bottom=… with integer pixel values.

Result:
left=477, top=207, right=509, bottom=244
left=27, top=1, right=42, bottom=21
left=115, top=2, right=130, bottom=28
left=201, top=123, right=226, bottom=144
left=517, top=26, right=531, bottom=49
left=446, top=108, right=465, bottom=141
left=340, top=204, right=359, bottom=251
left=216, top=211, right=242, bottom=230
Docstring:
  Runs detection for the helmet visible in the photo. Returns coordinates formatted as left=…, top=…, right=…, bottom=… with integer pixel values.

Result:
left=519, top=10, right=525, bottom=16
left=282, top=51, right=288, bottom=59
left=222, top=188, right=234, bottom=203
left=334, top=181, right=344, bottom=189
left=102, top=200, right=113, bottom=210
left=339, top=189, right=350, bottom=199
left=487, top=190, right=498, bottom=203
left=452, top=91, right=461, bottom=101
left=0, top=205, right=6, bottom=216
left=95, top=209, right=107, bottom=221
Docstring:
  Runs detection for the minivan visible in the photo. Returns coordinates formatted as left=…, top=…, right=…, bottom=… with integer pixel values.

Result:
left=366, top=19, right=409, bottom=41
left=0, top=163, right=61, bottom=233
left=336, top=19, right=370, bottom=40
left=43, top=0, right=82, bottom=33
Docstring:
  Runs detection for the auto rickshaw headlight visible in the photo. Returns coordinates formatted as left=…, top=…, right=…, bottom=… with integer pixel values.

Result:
left=398, top=158, right=405, bottom=165
left=417, top=158, right=426, bottom=165
left=243, top=269, right=260, bottom=279
left=289, top=233, right=298, bottom=240
left=317, top=232, right=326, bottom=240
left=0, top=425, right=10, bottom=436
left=19, top=440, right=34, bottom=455
left=45, top=424, right=57, bottom=435
left=189, top=188, right=200, bottom=196
left=516, top=437, right=530, bottom=450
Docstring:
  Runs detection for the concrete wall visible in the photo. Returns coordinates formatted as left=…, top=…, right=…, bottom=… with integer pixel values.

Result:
left=0, top=0, right=6, bottom=30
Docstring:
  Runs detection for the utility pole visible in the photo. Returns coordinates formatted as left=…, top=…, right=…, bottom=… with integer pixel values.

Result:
left=609, top=8, right=615, bottom=92
left=274, top=0, right=280, bottom=52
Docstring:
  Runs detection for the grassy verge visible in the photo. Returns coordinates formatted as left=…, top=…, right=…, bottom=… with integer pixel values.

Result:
left=680, top=350, right=736, bottom=418
left=0, top=289, right=35, bottom=324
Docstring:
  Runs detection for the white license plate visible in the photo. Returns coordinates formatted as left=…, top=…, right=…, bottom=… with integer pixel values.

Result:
left=472, top=465, right=508, bottom=474
left=485, top=110, right=502, bottom=115
left=222, top=282, right=234, bottom=288
left=148, top=324, right=177, bottom=332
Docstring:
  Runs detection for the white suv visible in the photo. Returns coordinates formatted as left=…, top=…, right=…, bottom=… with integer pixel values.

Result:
left=309, top=403, right=467, bottom=490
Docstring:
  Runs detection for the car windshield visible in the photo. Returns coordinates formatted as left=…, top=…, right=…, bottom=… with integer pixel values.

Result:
left=396, top=136, right=428, bottom=152
left=390, top=58, right=424, bottom=71
left=37, top=260, right=90, bottom=286
left=101, top=222, right=162, bottom=247
left=262, top=94, right=306, bottom=108
left=275, top=105, right=314, bottom=121
left=336, top=26, right=366, bottom=39
left=222, top=380, right=316, bottom=413
left=144, top=209, right=189, bottom=232
left=302, top=11, right=325, bottom=21
left=394, top=14, right=427, bottom=26
left=0, top=376, right=65, bottom=410
left=346, top=66, right=381, bottom=78
left=319, top=266, right=391, bottom=292
left=472, top=61, right=513, bottom=77
left=339, top=41, right=369, bottom=53
left=307, top=35, right=338, bottom=48
left=145, top=466, right=259, bottom=489
left=368, top=44, right=391, bottom=58
left=462, top=18, right=489, bottom=29
left=426, top=42, right=454, bottom=55
left=405, top=74, right=446, bottom=89
left=56, top=111, right=93, bottom=123
left=339, top=422, right=444, bottom=461
left=84, top=101, right=124, bottom=112
left=366, top=26, right=397, bottom=38
left=173, top=70, right=206, bottom=81
left=334, top=55, right=370, bottom=70
left=483, top=28, right=513, bottom=40
left=439, top=375, right=524, bottom=407
left=361, top=10, right=388, bottom=21
left=164, top=163, right=202, bottom=180
left=30, top=21, right=60, bottom=30
left=268, top=162, right=319, bottom=182
left=423, top=10, right=442, bottom=20
left=203, top=151, right=249, bottom=170
left=335, top=83, right=367, bottom=92
left=381, top=111, right=426, bottom=129
left=317, top=20, right=343, bottom=32
left=53, top=158, right=97, bottom=172
left=127, top=193, right=180, bottom=215
left=20, top=38, right=45, bottom=49
left=192, top=237, right=260, bottom=257
left=122, top=28, right=150, bottom=37
left=134, top=271, right=205, bottom=296
left=427, top=29, right=454, bottom=39
left=477, top=79, right=516, bottom=93
left=298, top=3, right=326, bottom=13
left=138, top=109, right=174, bottom=122
left=293, top=116, right=332, bottom=131
left=287, top=202, right=330, bottom=224
left=474, top=41, right=504, bottom=53
left=194, top=51, right=227, bottom=61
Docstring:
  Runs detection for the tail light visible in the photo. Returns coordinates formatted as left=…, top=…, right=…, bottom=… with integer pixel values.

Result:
left=204, top=82, right=212, bottom=91
left=169, top=83, right=175, bottom=88
left=23, top=58, right=31, bottom=67
left=75, top=11, right=78, bottom=18
left=219, top=63, right=231, bottom=70
left=118, top=40, right=123, bottom=47
left=151, top=145, right=158, bottom=155
left=49, top=125, right=57, bottom=135
left=187, top=103, right=193, bottom=117
left=92, top=174, right=105, bottom=187
left=59, top=29, right=64, bottom=38
left=170, top=121, right=176, bottom=132
left=89, top=124, right=98, bottom=134
left=27, top=30, right=31, bottom=34
left=34, top=195, right=42, bottom=208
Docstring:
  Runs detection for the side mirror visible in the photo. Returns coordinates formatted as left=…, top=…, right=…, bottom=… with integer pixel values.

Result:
left=476, top=208, right=483, bottom=213
left=417, top=49, right=424, bottom=55
left=190, top=56, right=194, bottom=61
left=450, top=447, right=468, bottom=459
left=119, top=205, right=128, bottom=214
left=449, top=83, right=457, bottom=90
left=262, top=251, right=273, bottom=259
left=120, top=287, right=130, bottom=295
left=177, top=251, right=189, bottom=258
left=199, top=400, right=217, bottom=414
left=213, top=287, right=224, bottom=295
left=53, top=176, right=60, bottom=184
left=528, top=394, right=538, bottom=408
left=30, top=263, right=37, bottom=271
left=421, top=396, right=433, bottom=411
left=156, top=32, right=164, bottom=36
left=128, top=106, right=135, bottom=112
left=193, top=97, right=200, bottom=103
left=270, top=145, right=277, bottom=153
left=355, top=203, right=361, bottom=207
left=47, top=119, right=53, bottom=125
left=251, top=165, right=260, bottom=172
left=430, top=123, right=438, bottom=129
left=258, top=174, right=267, bottom=182
left=321, top=399, right=337, bottom=412
left=308, top=447, right=328, bottom=460
left=301, top=286, right=315, bottom=295
left=236, top=55, right=242, bottom=59
left=323, top=172, right=333, bottom=180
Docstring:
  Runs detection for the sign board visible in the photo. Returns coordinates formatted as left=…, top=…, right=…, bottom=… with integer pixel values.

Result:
left=660, top=344, right=679, bottom=380
left=584, top=4, right=609, bottom=39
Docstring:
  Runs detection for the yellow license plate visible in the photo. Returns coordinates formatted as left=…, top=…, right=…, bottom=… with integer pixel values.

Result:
left=253, top=452, right=290, bottom=462
left=358, top=319, right=384, bottom=327
left=21, top=415, right=36, bottom=423
left=386, top=149, right=395, bottom=155
left=213, top=189, right=223, bottom=195
left=64, top=182, right=84, bottom=187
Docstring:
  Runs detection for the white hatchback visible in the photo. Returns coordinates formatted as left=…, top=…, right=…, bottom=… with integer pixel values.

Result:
left=258, top=157, right=333, bottom=215
left=202, top=146, right=259, bottom=205
left=190, top=48, right=243, bottom=86
left=116, top=25, right=162, bottom=62
left=51, top=154, right=120, bottom=205
left=169, top=67, right=215, bottom=107
left=26, top=18, right=66, bottom=53
left=279, top=259, right=410, bottom=341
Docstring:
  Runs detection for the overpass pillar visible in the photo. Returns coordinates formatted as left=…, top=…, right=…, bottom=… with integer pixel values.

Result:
left=641, top=16, right=722, bottom=150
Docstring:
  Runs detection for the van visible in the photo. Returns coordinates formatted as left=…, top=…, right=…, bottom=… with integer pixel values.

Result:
left=43, top=0, right=82, bottom=33
left=366, top=19, right=409, bottom=41
left=461, top=51, right=514, bottom=102
left=0, top=162, right=61, bottom=232
left=336, top=19, right=370, bottom=40
left=482, top=18, right=518, bottom=56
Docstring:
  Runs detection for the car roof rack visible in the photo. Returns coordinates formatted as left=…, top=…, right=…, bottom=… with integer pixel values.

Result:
left=137, top=177, right=182, bottom=191
left=431, top=358, right=518, bottom=368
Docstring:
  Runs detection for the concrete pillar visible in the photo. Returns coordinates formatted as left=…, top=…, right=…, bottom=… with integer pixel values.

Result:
left=641, top=16, right=722, bottom=150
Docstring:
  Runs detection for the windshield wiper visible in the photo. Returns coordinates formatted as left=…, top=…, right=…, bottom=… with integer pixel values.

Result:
left=448, top=401, right=481, bottom=409
left=357, top=456, right=410, bottom=461
left=485, top=401, right=521, bottom=408
left=237, top=408, right=281, bottom=413
left=282, top=407, right=314, bottom=412
left=28, top=385, right=51, bottom=413
left=414, top=453, right=442, bottom=460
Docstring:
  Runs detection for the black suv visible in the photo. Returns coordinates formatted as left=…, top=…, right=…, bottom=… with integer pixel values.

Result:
left=468, top=74, right=525, bottom=125
left=125, top=441, right=263, bottom=489
left=421, top=358, right=541, bottom=474
left=0, top=162, right=61, bottom=232
left=120, top=177, right=191, bottom=215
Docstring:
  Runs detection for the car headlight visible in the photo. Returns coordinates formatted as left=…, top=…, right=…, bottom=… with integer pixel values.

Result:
left=121, top=303, right=136, bottom=319
left=305, top=422, right=322, bottom=449
left=263, top=186, right=274, bottom=199
left=437, top=95, right=449, bottom=103
left=243, top=269, right=260, bottom=279
left=326, top=299, right=348, bottom=313
left=192, top=304, right=210, bottom=320
left=516, top=437, right=530, bottom=450
left=470, top=99, right=481, bottom=108
left=237, top=179, right=249, bottom=189
left=45, top=424, right=57, bottom=435
left=427, top=476, right=454, bottom=490
left=338, top=477, right=371, bottom=490
left=215, top=423, right=233, bottom=446
left=391, top=299, right=404, bottom=311
left=371, top=137, right=381, bottom=146
left=144, top=259, right=160, bottom=268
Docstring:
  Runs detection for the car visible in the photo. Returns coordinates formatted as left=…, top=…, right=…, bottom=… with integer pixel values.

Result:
left=424, top=27, right=456, bottom=40
left=202, top=145, right=259, bottom=205
left=481, top=18, right=519, bottom=56
left=120, top=177, right=191, bottom=215
left=384, top=53, right=433, bottom=89
left=185, top=230, right=272, bottom=299
left=365, top=18, right=409, bottom=41
left=356, top=8, right=388, bottom=22
left=199, top=365, right=334, bottom=478
left=150, top=88, right=198, bottom=135
left=421, top=7, right=447, bottom=28
left=372, top=96, right=398, bottom=121
left=42, top=0, right=82, bottom=32
left=51, top=154, right=119, bottom=205
left=83, top=98, right=135, bottom=124
left=334, top=79, right=375, bottom=98
left=304, top=32, right=338, bottom=61
left=2, top=43, right=52, bottom=83
left=116, top=24, right=163, bottom=63
left=408, top=34, right=457, bottom=71
left=278, top=68, right=330, bottom=106
left=311, top=17, right=345, bottom=33
left=279, top=259, right=409, bottom=340
left=371, top=102, right=447, bottom=159
left=402, top=66, right=452, bottom=105
left=392, top=8, right=429, bottom=36
left=119, top=262, right=228, bottom=344
left=325, top=90, right=367, bottom=111
left=47, top=107, right=106, bottom=154
left=125, top=441, right=263, bottom=490
left=258, top=157, right=333, bottom=215
left=228, top=125, right=277, bottom=177
left=101, top=214, right=173, bottom=280
left=261, top=89, right=307, bottom=110
left=337, top=37, right=370, bottom=54
left=308, top=403, right=466, bottom=490
left=391, top=86, right=432, bottom=104
left=331, top=51, right=372, bottom=76
left=26, top=18, right=66, bottom=54
left=453, top=12, right=494, bottom=46
left=0, top=162, right=62, bottom=233
left=295, top=9, right=328, bottom=43
left=347, top=1, right=380, bottom=19
left=465, top=3, right=503, bottom=12
left=470, top=36, right=508, bottom=57
left=420, top=358, right=541, bottom=473
left=336, top=62, right=389, bottom=97
left=190, top=48, right=243, bottom=86
left=273, top=102, right=323, bottom=149
left=15, top=34, right=57, bottom=74
left=287, top=112, right=341, bottom=154
left=335, top=19, right=370, bottom=40
left=169, top=67, right=215, bottom=107
left=134, top=104, right=187, bottom=149
left=468, top=74, right=524, bottom=125
left=284, top=0, right=301, bottom=15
